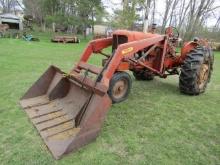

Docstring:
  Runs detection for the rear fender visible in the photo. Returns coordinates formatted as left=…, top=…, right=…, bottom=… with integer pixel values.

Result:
left=179, top=41, right=198, bottom=63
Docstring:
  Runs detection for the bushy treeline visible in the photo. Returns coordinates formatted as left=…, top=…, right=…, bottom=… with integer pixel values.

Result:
left=23, top=0, right=105, bottom=34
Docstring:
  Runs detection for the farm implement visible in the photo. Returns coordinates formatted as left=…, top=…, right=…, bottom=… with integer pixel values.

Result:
left=20, top=26, right=214, bottom=159
left=51, top=35, right=80, bottom=43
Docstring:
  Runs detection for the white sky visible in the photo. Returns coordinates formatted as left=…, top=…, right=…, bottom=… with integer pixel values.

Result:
left=4, top=0, right=219, bottom=27
left=102, top=0, right=220, bottom=27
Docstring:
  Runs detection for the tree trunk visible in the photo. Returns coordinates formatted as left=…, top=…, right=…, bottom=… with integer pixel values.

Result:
left=41, top=21, right=46, bottom=32
left=143, top=0, right=151, bottom=33
left=52, top=23, right=56, bottom=32
left=151, top=0, right=156, bottom=24
left=161, top=0, right=173, bottom=33
left=91, top=9, right=95, bottom=35
left=169, top=0, right=178, bottom=26
left=83, top=24, right=87, bottom=39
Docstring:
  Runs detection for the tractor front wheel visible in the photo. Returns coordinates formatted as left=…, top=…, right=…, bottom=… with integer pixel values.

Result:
left=179, top=47, right=213, bottom=95
left=108, top=72, right=132, bottom=104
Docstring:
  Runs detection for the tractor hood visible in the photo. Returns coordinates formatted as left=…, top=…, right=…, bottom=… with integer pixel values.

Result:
left=113, top=30, right=161, bottom=42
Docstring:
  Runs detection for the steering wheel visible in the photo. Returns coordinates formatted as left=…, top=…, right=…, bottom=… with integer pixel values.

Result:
left=165, top=26, right=179, bottom=39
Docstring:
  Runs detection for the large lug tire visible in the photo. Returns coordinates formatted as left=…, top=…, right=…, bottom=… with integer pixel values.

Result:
left=133, top=70, right=154, bottom=81
left=108, top=72, right=132, bottom=104
left=179, top=46, right=213, bottom=95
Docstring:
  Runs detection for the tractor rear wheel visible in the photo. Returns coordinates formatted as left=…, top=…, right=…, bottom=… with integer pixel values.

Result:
left=179, top=47, right=213, bottom=95
left=133, top=70, right=154, bottom=81
left=108, top=72, right=132, bottom=104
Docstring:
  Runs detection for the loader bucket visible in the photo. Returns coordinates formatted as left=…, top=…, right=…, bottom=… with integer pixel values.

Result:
left=20, top=66, right=112, bottom=159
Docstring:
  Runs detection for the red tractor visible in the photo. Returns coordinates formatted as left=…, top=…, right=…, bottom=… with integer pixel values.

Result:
left=20, top=26, right=214, bottom=159
left=73, top=26, right=214, bottom=103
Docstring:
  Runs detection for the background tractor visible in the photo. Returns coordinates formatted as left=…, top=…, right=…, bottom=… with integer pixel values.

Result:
left=20, top=25, right=214, bottom=159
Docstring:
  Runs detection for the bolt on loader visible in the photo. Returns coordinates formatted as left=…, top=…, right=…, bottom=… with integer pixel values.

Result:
left=20, top=26, right=214, bottom=159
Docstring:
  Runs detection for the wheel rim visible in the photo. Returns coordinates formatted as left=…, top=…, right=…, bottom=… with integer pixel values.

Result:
left=197, top=63, right=209, bottom=89
left=112, top=79, right=128, bottom=99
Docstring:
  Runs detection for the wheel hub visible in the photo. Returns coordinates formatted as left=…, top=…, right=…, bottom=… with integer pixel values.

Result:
left=198, top=63, right=209, bottom=89
left=112, top=79, right=128, bottom=99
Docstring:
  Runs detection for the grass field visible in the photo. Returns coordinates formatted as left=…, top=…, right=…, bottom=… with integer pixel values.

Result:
left=0, top=35, right=220, bottom=165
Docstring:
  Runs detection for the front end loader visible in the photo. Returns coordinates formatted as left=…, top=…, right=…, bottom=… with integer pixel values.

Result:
left=20, top=26, right=214, bottom=159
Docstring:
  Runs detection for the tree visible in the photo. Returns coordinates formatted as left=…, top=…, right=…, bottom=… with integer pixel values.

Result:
left=0, top=0, right=18, bottom=13
left=75, top=0, right=103, bottom=38
left=160, top=0, right=174, bottom=33
left=183, top=0, right=218, bottom=41
left=23, top=0, right=44, bottom=26
left=168, top=0, right=178, bottom=26
left=111, top=0, right=139, bottom=30
left=214, top=16, right=220, bottom=30
left=151, top=0, right=156, bottom=24
left=23, top=0, right=104, bottom=35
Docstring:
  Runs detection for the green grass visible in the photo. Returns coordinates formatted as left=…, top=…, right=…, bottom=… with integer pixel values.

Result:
left=0, top=36, right=220, bottom=165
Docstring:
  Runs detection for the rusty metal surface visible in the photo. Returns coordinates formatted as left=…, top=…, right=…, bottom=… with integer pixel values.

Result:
left=198, top=63, right=209, bottom=89
left=20, top=66, right=112, bottom=159
left=51, top=36, right=79, bottom=43
left=78, top=61, right=102, bottom=74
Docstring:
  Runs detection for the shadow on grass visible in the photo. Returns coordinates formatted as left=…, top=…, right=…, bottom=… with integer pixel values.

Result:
left=132, top=76, right=181, bottom=96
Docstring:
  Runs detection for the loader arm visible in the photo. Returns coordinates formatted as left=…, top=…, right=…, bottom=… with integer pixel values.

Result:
left=73, top=37, right=112, bottom=71
left=102, top=35, right=166, bottom=85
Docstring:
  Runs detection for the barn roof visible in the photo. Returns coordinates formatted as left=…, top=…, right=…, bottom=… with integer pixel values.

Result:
left=0, top=13, right=20, bottom=20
